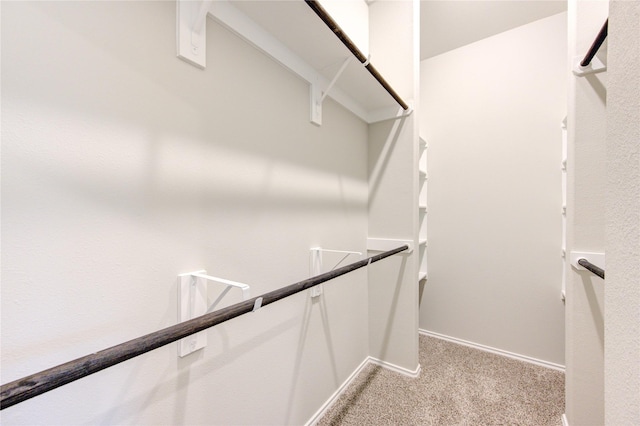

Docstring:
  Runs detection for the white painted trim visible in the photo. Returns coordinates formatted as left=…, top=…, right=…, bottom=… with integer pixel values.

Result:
left=367, top=356, right=422, bottom=378
left=569, top=251, right=605, bottom=272
left=304, top=356, right=421, bottom=425
left=572, top=55, right=607, bottom=76
left=367, top=238, right=414, bottom=254
left=562, top=413, right=569, bottom=426
left=304, top=357, right=370, bottom=426
left=419, top=329, right=565, bottom=372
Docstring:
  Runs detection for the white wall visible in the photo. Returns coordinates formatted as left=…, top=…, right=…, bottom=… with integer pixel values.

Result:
left=1, top=2, right=370, bottom=424
left=419, top=13, right=567, bottom=366
left=565, top=0, right=608, bottom=424
left=367, top=0, right=420, bottom=373
left=605, top=0, right=640, bottom=423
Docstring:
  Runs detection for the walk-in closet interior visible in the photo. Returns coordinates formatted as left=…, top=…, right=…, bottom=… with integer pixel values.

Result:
left=1, top=0, right=638, bottom=425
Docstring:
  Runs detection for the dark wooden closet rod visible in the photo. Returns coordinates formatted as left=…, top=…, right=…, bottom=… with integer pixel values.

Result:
left=0, top=245, right=408, bottom=410
left=581, top=19, right=608, bottom=67
left=578, top=258, right=605, bottom=280
left=304, top=0, right=410, bottom=111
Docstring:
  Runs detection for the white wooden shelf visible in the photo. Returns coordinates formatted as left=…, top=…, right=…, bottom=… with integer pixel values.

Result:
left=418, top=135, right=428, bottom=284
left=231, top=1, right=402, bottom=114
left=180, top=0, right=408, bottom=124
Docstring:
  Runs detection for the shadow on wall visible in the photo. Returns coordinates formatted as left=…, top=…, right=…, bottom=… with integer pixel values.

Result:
left=585, top=74, right=607, bottom=105
left=89, top=315, right=300, bottom=425
left=373, top=255, right=408, bottom=362
left=6, top=1, right=367, bottom=177
left=580, top=274, right=604, bottom=349
left=285, top=292, right=340, bottom=424
left=5, top=1, right=368, bottom=201
left=368, top=114, right=409, bottom=206
left=3, top=0, right=371, bottom=288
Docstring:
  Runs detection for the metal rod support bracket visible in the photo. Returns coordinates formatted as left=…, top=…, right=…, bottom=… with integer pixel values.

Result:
left=570, top=251, right=605, bottom=279
left=367, top=238, right=414, bottom=254
left=309, top=247, right=363, bottom=297
left=573, top=55, right=607, bottom=76
left=311, top=56, right=353, bottom=126
left=178, top=270, right=251, bottom=357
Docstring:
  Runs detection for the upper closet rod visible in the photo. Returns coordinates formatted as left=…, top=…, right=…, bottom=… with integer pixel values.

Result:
left=578, top=258, right=605, bottom=280
left=581, top=19, right=608, bottom=67
left=0, top=245, right=408, bottom=410
left=304, top=0, right=410, bottom=111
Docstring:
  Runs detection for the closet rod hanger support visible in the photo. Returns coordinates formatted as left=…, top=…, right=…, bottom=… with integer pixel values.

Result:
left=577, top=258, right=605, bottom=280
left=573, top=19, right=608, bottom=76
left=177, top=270, right=251, bottom=357
left=321, top=57, right=353, bottom=104
left=309, top=247, right=363, bottom=297
left=570, top=251, right=605, bottom=280
left=311, top=56, right=354, bottom=126
left=190, top=271, right=251, bottom=305
left=367, top=238, right=414, bottom=254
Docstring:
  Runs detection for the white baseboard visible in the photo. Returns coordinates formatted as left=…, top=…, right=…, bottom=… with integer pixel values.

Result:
left=307, top=332, right=562, bottom=425
left=305, top=357, right=421, bottom=425
left=367, top=356, right=422, bottom=378
left=419, top=329, right=565, bottom=372
left=304, top=357, right=370, bottom=426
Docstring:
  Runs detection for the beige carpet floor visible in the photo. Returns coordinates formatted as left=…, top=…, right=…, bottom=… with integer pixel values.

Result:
left=317, top=335, right=564, bottom=426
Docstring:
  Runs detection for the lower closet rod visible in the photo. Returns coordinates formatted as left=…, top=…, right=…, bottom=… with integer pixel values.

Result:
left=578, top=258, right=605, bottom=280
left=0, top=245, right=408, bottom=410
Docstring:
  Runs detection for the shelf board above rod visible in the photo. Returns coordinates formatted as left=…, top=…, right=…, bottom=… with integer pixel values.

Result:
left=178, top=0, right=408, bottom=124
left=229, top=0, right=408, bottom=122
left=303, top=0, right=409, bottom=111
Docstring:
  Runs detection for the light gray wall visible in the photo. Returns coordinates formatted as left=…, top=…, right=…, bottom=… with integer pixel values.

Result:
left=565, top=0, right=608, bottom=423
left=367, top=0, right=420, bottom=373
left=605, top=1, right=640, bottom=423
left=419, top=13, right=567, bottom=366
left=1, top=2, right=370, bottom=424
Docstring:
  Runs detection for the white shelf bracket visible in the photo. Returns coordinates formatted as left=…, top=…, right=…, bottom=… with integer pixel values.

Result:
left=191, top=271, right=251, bottom=312
left=570, top=251, right=605, bottom=272
left=309, top=247, right=363, bottom=297
left=177, top=269, right=251, bottom=357
left=177, top=0, right=213, bottom=69
left=310, top=56, right=353, bottom=126
left=366, top=238, right=414, bottom=254
left=572, top=55, right=607, bottom=76
left=310, top=81, right=323, bottom=126
left=367, top=104, right=413, bottom=124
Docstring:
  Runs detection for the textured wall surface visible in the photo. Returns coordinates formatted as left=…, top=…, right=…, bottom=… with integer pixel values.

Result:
left=605, top=1, right=640, bottom=424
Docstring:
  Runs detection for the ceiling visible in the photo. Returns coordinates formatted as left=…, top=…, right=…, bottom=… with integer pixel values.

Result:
left=420, top=1, right=567, bottom=60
